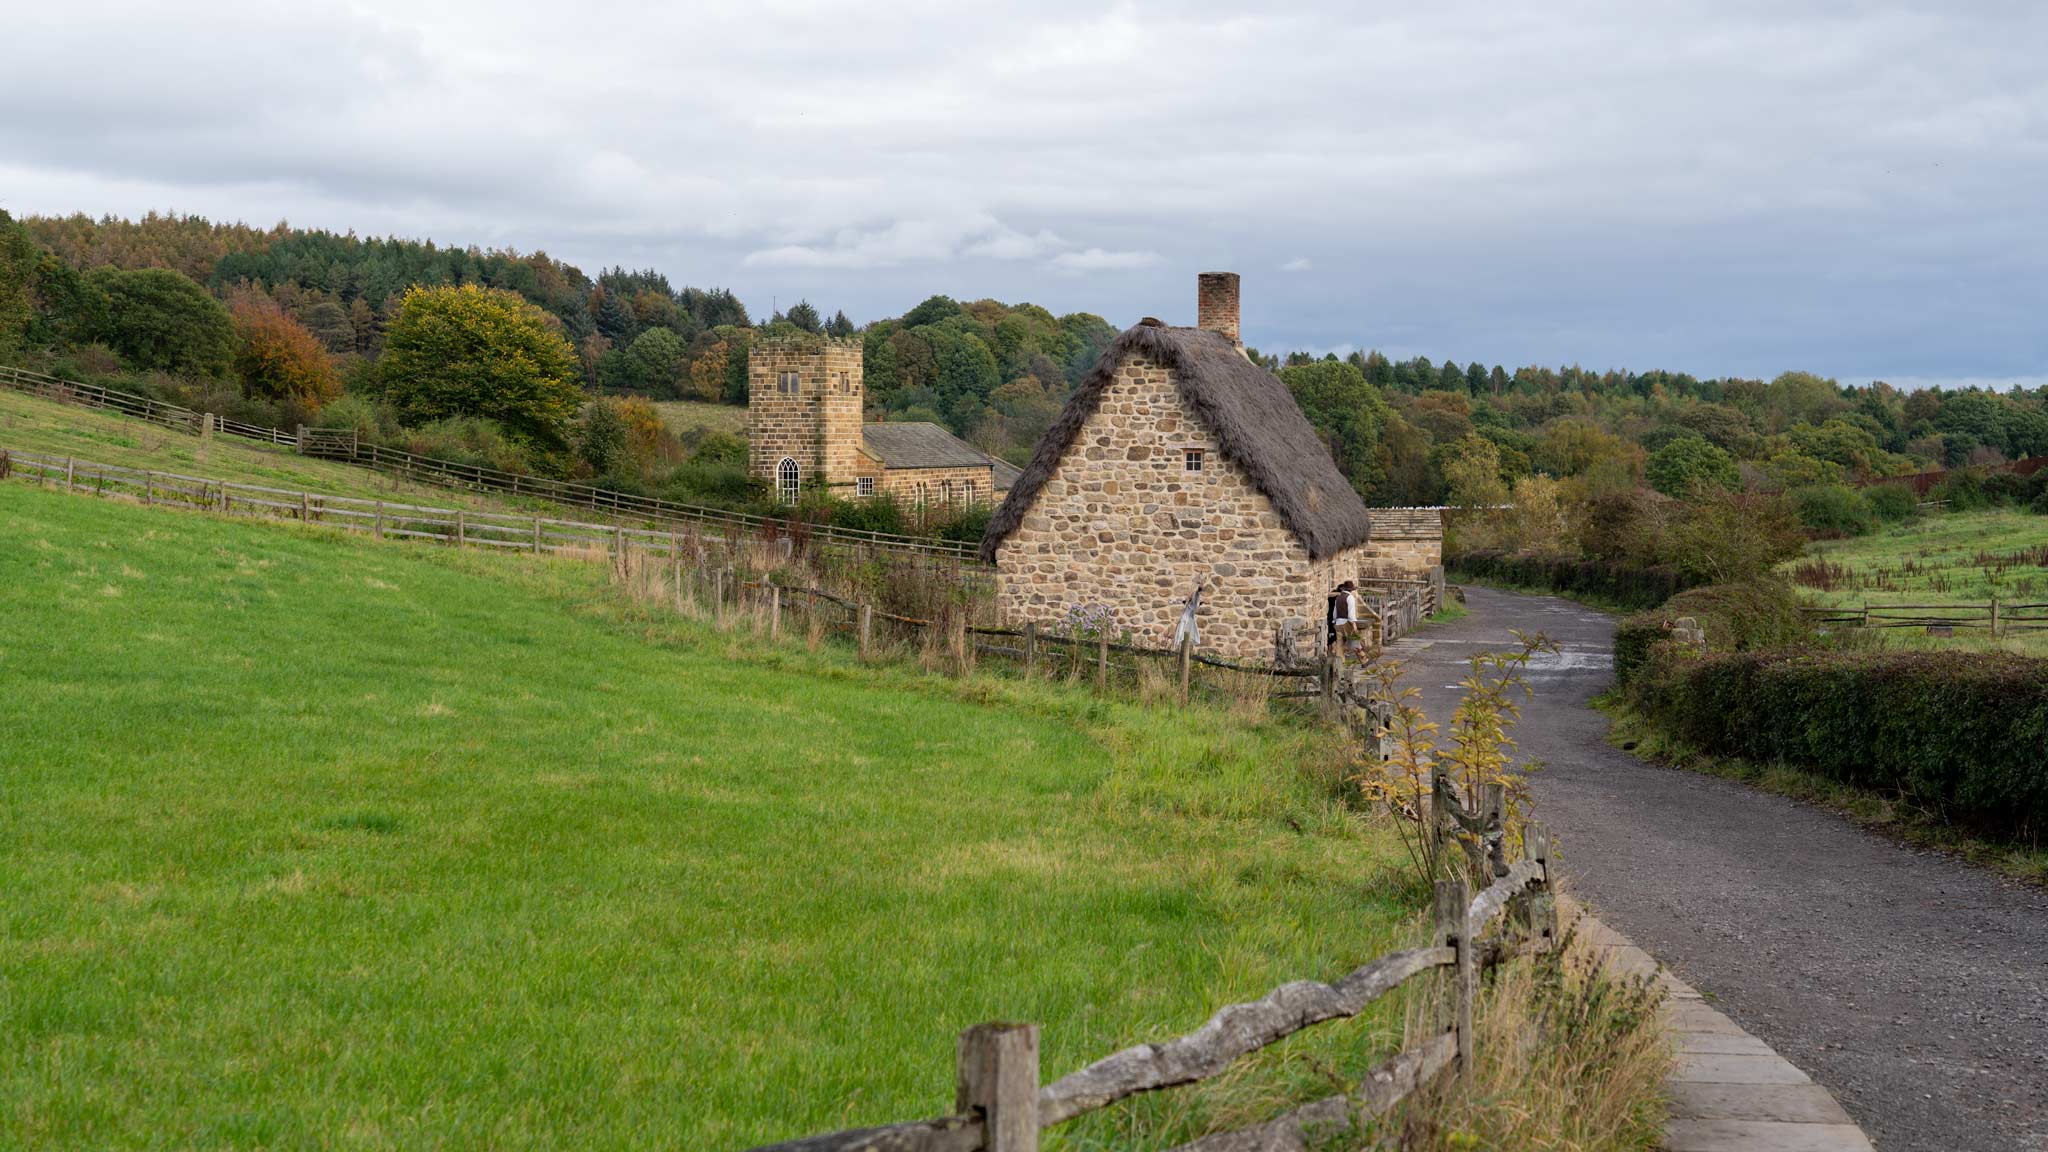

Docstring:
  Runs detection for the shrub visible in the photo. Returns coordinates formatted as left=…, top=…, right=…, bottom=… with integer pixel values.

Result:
left=1929, top=469, right=1991, bottom=510
left=1789, top=484, right=1875, bottom=538
left=829, top=494, right=910, bottom=536
left=1613, top=579, right=1808, bottom=687
left=1862, top=483, right=1918, bottom=522
left=1650, top=649, right=2048, bottom=840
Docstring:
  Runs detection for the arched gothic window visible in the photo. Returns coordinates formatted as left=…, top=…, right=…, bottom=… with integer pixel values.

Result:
left=777, top=457, right=801, bottom=505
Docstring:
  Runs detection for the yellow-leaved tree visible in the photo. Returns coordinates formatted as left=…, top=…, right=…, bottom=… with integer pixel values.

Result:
left=379, top=284, right=584, bottom=451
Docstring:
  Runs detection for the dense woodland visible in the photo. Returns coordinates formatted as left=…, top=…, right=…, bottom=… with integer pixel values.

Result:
left=4, top=210, right=2045, bottom=552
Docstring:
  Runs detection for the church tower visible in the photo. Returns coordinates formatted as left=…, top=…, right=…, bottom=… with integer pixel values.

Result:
left=747, top=334, right=865, bottom=503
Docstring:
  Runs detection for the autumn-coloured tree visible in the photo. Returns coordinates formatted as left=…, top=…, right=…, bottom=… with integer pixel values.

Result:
left=379, top=284, right=583, bottom=451
left=231, top=297, right=342, bottom=408
left=688, top=339, right=731, bottom=402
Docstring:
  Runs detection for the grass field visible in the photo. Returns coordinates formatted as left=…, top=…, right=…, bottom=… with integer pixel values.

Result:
left=1783, top=508, right=2048, bottom=656
left=652, top=399, right=747, bottom=437
left=0, top=482, right=1421, bottom=1150
left=0, top=387, right=554, bottom=517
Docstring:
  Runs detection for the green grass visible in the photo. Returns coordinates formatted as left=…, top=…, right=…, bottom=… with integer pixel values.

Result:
left=0, top=387, right=549, bottom=517
left=1782, top=508, right=2048, bottom=656
left=652, top=399, right=748, bottom=437
left=0, top=482, right=1421, bottom=1150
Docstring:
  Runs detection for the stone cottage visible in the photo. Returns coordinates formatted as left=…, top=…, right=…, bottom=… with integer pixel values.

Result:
left=747, top=334, right=1013, bottom=507
left=980, top=273, right=1376, bottom=660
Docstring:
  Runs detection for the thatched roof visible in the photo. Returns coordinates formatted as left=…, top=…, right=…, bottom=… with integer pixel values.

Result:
left=981, top=322, right=1372, bottom=563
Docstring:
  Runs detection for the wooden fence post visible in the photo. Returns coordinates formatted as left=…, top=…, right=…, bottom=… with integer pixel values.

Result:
left=1991, top=596, right=2001, bottom=638
left=456, top=510, right=466, bottom=548
left=1434, top=877, right=1474, bottom=1072
left=65, top=457, right=75, bottom=490
left=769, top=586, right=782, bottom=641
left=956, top=1023, right=1039, bottom=1152
left=144, top=472, right=153, bottom=506
left=375, top=501, right=385, bottom=539
left=714, top=569, right=726, bottom=626
left=1097, top=629, right=1109, bottom=692
left=1178, top=635, right=1193, bottom=703
left=532, top=516, right=543, bottom=553
left=1517, top=823, right=1557, bottom=952
left=614, top=525, right=625, bottom=560
left=300, top=491, right=310, bottom=522
left=295, top=424, right=307, bottom=454
left=1022, top=621, right=1038, bottom=678
left=1321, top=655, right=1337, bottom=715
left=1481, top=782, right=1507, bottom=879
left=858, top=604, right=873, bottom=660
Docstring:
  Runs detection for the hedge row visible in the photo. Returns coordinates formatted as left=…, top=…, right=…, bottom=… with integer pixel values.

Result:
left=1640, top=648, right=2048, bottom=840
left=1447, top=550, right=1693, bottom=611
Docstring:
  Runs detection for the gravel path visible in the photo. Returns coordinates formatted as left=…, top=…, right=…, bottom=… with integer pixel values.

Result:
left=1390, top=585, right=2048, bottom=1152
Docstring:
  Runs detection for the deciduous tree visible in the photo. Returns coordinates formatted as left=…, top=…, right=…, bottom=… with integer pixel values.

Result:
left=379, top=284, right=583, bottom=450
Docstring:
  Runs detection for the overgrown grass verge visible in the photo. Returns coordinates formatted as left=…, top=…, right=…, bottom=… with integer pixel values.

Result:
left=1596, top=694, right=2048, bottom=887
left=1399, top=925, right=1671, bottom=1151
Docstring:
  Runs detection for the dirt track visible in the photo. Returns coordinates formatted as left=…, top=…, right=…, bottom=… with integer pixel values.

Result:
left=1392, top=585, right=2048, bottom=1152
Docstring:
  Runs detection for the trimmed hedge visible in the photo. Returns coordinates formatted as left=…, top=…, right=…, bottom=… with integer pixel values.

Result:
left=1649, top=649, right=2048, bottom=840
left=1448, top=550, right=1692, bottom=611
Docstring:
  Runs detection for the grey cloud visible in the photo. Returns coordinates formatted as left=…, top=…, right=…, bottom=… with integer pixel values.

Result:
left=2, top=0, right=2043, bottom=383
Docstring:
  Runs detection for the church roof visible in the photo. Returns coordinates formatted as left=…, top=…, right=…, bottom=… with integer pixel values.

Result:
left=981, top=322, right=1373, bottom=563
left=860, top=422, right=1000, bottom=471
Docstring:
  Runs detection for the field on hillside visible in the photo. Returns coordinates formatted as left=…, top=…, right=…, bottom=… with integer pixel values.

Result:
left=0, top=387, right=566, bottom=517
left=0, top=483, right=1419, bottom=1150
left=653, top=399, right=747, bottom=437
left=1783, top=508, right=2048, bottom=656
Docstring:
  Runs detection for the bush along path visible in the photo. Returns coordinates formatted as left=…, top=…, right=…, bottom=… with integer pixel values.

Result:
left=1386, top=585, right=2047, bottom=1152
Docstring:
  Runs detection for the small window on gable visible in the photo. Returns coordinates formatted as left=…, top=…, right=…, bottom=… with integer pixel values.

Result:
left=778, top=371, right=800, bottom=394
left=1185, top=448, right=1205, bottom=472
left=964, top=480, right=977, bottom=504
left=915, top=482, right=929, bottom=506
left=857, top=476, right=874, bottom=498
left=939, top=479, right=954, bottom=504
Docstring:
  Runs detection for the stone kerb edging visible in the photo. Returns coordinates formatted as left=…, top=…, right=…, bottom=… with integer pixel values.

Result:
left=1562, top=898, right=1876, bottom=1152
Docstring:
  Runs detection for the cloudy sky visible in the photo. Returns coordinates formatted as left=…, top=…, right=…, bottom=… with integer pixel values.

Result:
left=5, top=1, right=2044, bottom=386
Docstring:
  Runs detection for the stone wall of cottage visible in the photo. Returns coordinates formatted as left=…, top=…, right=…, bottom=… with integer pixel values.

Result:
left=992, top=352, right=1332, bottom=659
left=747, top=337, right=865, bottom=496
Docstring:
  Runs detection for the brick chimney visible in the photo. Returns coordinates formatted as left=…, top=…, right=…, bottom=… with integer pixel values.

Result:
left=1196, top=272, right=1241, bottom=348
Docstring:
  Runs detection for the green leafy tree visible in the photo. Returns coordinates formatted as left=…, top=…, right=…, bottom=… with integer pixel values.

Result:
left=0, top=211, right=39, bottom=358
left=1280, top=358, right=1393, bottom=497
left=88, top=266, right=236, bottom=377
left=379, top=284, right=584, bottom=450
left=618, top=327, right=690, bottom=397
left=1646, top=434, right=1738, bottom=497
left=577, top=397, right=630, bottom=476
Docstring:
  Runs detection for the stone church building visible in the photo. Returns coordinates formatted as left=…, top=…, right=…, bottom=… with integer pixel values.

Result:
left=746, top=334, right=1016, bottom=507
left=981, top=273, right=1392, bottom=660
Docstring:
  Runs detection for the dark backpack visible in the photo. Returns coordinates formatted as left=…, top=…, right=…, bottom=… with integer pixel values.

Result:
left=1326, top=591, right=1343, bottom=631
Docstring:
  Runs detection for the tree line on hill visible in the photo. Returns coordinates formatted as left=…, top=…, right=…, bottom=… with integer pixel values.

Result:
left=3, top=210, right=2044, bottom=553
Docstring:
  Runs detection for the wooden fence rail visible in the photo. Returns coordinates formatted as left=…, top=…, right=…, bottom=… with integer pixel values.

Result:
left=1800, top=599, right=2048, bottom=637
left=0, top=362, right=983, bottom=564
left=743, top=780, right=1552, bottom=1152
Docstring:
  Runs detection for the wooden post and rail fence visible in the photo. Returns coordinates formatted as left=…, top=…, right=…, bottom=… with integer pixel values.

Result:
left=2, top=445, right=1453, bottom=712
left=0, top=363, right=981, bottom=565
left=1799, top=600, right=2048, bottom=638
left=740, top=774, right=1552, bottom=1152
